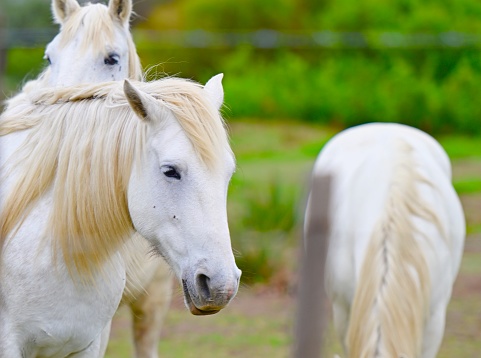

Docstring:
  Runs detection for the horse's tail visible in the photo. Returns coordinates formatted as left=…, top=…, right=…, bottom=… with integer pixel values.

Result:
left=345, top=141, right=443, bottom=358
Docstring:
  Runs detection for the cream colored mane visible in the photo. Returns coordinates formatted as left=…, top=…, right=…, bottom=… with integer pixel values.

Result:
left=345, top=141, right=446, bottom=358
left=0, top=78, right=229, bottom=278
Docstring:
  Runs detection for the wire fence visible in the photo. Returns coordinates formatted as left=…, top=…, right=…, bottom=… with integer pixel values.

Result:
left=3, top=28, right=481, bottom=50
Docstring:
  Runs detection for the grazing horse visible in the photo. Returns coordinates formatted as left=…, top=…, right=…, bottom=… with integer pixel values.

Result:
left=4, top=1, right=174, bottom=356
left=0, top=75, right=240, bottom=357
left=306, top=123, right=465, bottom=358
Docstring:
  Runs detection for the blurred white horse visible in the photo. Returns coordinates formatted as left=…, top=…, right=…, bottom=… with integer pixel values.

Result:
left=307, top=123, right=465, bottom=358
left=0, top=76, right=240, bottom=357
left=4, top=1, right=174, bottom=356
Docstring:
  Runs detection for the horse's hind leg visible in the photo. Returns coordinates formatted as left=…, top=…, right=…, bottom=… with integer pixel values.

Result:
left=421, top=304, right=448, bottom=358
left=130, top=261, right=173, bottom=358
left=331, top=299, right=350, bottom=352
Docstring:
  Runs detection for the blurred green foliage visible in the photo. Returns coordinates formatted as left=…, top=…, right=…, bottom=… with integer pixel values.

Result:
left=142, top=0, right=481, bottom=33
left=3, top=48, right=45, bottom=94
left=1, top=0, right=53, bottom=28
left=4, top=0, right=481, bottom=134
left=134, top=0, right=481, bottom=134
left=229, top=180, right=299, bottom=285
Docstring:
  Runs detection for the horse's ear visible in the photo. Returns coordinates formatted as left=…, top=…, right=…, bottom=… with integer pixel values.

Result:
left=109, top=0, right=132, bottom=26
left=204, top=73, right=224, bottom=111
left=124, top=80, right=149, bottom=120
left=124, top=80, right=163, bottom=122
left=52, top=0, right=80, bottom=24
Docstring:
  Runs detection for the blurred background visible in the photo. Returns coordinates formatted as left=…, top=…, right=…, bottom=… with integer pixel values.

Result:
left=1, top=0, right=480, bottom=356
left=2, top=0, right=481, bottom=134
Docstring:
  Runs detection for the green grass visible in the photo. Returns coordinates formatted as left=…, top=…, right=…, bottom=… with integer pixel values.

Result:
left=228, top=119, right=335, bottom=163
left=156, top=311, right=291, bottom=357
left=467, top=223, right=481, bottom=235
left=459, top=251, right=481, bottom=275
left=454, top=177, right=481, bottom=195
left=106, top=292, right=294, bottom=358
left=438, top=135, right=481, bottom=159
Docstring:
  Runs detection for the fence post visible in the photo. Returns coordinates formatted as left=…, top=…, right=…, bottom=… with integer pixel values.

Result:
left=0, top=10, right=6, bottom=103
left=293, top=174, right=331, bottom=358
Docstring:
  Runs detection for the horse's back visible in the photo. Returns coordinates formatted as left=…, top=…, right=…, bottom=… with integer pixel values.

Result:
left=314, top=123, right=463, bottom=253
left=316, top=122, right=451, bottom=178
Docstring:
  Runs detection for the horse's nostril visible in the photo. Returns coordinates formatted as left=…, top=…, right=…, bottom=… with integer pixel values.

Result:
left=196, top=273, right=211, bottom=301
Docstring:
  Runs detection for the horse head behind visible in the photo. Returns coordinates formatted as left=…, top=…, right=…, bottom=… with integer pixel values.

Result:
left=43, top=0, right=142, bottom=86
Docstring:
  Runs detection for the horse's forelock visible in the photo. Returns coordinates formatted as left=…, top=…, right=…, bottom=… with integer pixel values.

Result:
left=59, top=5, right=115, bottom=53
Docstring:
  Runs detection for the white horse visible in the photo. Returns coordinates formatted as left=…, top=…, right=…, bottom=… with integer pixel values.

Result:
left=0, top=75, right=240, bottom=357
left=306, top=123, right=465, bottom=358
left=46, top=0, right=141, bottom=86
left=4, top=1, right=174, bottom=356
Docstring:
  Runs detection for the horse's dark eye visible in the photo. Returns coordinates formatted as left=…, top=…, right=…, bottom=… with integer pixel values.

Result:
left=162, top=166, right=181, bottom=180
left=44, top=55, right=51, bottom=65
left=104, top=54, right=119, bottom=66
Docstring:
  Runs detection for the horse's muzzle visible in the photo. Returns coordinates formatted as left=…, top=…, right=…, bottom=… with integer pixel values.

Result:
left=181, top=268, right=240, bottom=316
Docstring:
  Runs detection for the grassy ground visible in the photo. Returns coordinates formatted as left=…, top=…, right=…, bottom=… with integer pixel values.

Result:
left=106, top=120, right=481, bottom=357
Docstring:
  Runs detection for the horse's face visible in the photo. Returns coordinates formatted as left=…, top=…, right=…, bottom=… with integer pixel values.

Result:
left=45, top=0, right=133, bottom=86
left=125, top=76, right=241, bottom=315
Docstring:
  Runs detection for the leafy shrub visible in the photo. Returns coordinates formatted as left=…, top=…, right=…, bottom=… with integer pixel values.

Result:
left=229, top=180, right=301, bottom=285
left=220, top=48, right=481, bottom=134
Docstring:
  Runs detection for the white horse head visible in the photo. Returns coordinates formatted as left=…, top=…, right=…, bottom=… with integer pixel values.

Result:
left=44, top=0, right=141, bottom=86
left=0, top=74, right=239, bottom=317
left=124, top=75, right=239, bottom=314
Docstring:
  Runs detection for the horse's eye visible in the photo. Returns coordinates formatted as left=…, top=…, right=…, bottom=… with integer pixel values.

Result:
left=104, top=54, right=119, bottom=66
left=44, top=54, right=51, bottom=65
left=162, top=166, right=181, bottom=180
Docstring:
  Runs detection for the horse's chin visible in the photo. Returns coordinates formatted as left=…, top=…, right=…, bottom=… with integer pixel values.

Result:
left=182, top=280, right=222, bottom=316
left=186, top=301, right=221, bottom=316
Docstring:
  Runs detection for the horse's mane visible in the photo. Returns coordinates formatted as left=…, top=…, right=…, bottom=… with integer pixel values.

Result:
left=345, top=140, right=446, bottom=358
left=0, top=78, right=229, bottom=278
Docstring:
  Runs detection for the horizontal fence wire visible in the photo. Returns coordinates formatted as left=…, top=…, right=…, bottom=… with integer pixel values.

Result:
left=2, top=29, right=481, bottom=50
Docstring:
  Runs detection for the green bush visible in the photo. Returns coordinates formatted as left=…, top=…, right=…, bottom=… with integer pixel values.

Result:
left=144, top=0, right=481, bottom=33
left=181, top=0, right=296, bottom=30
left=220, top=48, right=481, bottom=134
left=3, top=48, right=46, bottom=95
left=132, top=0, right=481, bottom=135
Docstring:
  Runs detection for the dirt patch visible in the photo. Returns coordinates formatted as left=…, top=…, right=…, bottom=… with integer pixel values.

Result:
left=452, top=273, right=481, bottom=298
left=452, top=159, right=481, bottom=180
left=461, top=193, right=481, bottom=230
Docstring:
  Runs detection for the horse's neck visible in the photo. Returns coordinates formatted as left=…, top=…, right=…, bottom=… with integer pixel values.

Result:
left=0, top=127, right=30, bottom=173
